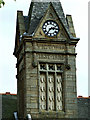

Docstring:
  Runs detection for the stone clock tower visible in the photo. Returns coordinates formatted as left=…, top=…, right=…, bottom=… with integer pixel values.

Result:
left=14, top=0, right=80, bottom=119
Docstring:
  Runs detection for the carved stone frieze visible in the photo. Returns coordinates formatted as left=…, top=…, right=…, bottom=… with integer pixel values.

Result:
left=36, top=43, right=65, bottom=52
left=37, top=53, right=65, bottom=61
left=39, top=63, right=63, bottom=111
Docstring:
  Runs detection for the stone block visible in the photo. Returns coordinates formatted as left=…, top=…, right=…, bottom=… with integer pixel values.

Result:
left=27, top=79, right=37, bottom=86
left=30, top=108, right=38, bottom=113
left=65, top=103, right=77, bottom=110
left=66, top=81, right=76, bottom=87
left=65, top=93, right=76, bottom=99
left=30, top=86, right=38, bottom=91
left=30, top=97, right=38, bottom=103
left=30, top=103, right=38, bottom=109
left=29, top=90, right=38, bottom=96
left=26, top=103, right=38, bottom=109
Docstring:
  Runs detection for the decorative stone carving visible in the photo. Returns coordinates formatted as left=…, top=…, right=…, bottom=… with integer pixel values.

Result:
left=49, top=78, right=52, bottom=83
left=48, top=64, right=54, bottom=70
left=40, top=78, right=44, bottom=83
left=49, top=87, right=52, bottom=92
left=48, top=74, right=55, bottom=110
left=57, top=87, right=60, bottom=92
left=40, top=87, right=44, bottom=92
left=40, top=64, right=46, bottom=70
left=40, top=74, right=46, bottom=110
left=39, top=63, right=63, bottom=111
left=65, top=64, right=71, bottom=70
left=56, top=75, right=63, bottom=110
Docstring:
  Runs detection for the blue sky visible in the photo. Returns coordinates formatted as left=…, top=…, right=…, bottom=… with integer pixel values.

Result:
left=0, top=0, right=88, bottom=96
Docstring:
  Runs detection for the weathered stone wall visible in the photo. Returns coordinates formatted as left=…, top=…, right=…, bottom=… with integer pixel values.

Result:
left=18, top=39, right=78, bottom=119
left=64, top=54, right=78, bottom=118
left=14, top=1, right=79, bottom=119
left=16, top=42, right=26, bottom=118
left=25, top=42, right=39, bottom=117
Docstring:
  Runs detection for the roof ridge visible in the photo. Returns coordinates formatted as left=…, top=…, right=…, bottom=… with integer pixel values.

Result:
left=0, top=92, right=17, bottom=95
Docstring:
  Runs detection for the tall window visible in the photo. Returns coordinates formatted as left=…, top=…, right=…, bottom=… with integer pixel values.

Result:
left=39, top=63, right=63, bottom=111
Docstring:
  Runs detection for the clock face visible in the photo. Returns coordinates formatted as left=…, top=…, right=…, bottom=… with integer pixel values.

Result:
left=42, top=20, right=59, bottom=37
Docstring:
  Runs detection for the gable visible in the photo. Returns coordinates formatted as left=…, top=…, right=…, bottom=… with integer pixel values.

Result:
left=23, top=1, right=79, bottom=42
left=27, top=1, right=67, bottom=35
left=14, top=1, right=80, bottom=57
left=33, top=3, right=69, bottom=40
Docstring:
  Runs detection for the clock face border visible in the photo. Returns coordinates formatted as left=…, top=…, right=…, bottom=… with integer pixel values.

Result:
left=42, top=20, right=60, bottom=37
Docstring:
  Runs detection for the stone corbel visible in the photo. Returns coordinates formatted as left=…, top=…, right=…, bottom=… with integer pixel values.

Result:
left=65, top=64, right=71, bottom=70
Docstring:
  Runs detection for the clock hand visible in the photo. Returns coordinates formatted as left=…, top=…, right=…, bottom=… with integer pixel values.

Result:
left=49, top=27, right=56, bottom=31
left=47, top=27, right=58, bottom=34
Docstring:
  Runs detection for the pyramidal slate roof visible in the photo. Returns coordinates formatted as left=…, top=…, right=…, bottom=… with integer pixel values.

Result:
left=23, top=0, right=79, bottom=40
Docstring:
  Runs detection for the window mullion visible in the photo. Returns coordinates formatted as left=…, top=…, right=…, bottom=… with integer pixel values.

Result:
left=46, top=64, right=49, bottom=111
left=55, top=64, right=57, bottom=111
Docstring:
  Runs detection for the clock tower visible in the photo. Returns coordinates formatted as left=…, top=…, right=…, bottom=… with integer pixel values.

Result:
left=14, top=0, right=80, bottom=119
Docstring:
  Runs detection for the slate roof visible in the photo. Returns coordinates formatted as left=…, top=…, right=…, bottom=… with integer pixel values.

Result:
left=77, top=97, right=90, bottom=119
left=23, top=1, right=79, bottom=40
left=1, top=93, right=17, bottom=119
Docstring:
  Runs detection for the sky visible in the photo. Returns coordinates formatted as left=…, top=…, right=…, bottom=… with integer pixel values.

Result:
left=0, top=0, right=88, bottom=96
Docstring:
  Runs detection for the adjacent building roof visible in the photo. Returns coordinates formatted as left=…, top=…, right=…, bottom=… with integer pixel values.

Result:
left=0, top=92, right=17, bottom=119
left=77, top=96, right=90, bottom=119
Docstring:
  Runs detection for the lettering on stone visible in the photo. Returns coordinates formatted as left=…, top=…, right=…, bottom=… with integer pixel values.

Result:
left=37, top=53, right=65, bottom=61
left=37, top=43, right=65, bottom=51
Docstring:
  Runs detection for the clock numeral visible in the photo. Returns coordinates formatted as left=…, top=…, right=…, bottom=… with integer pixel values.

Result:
left=56, top=30, right=58, bottom=32
left=55, top=26, right=58, bottom=29
left=43, top=26, right=46, bottom=28
left=45, top=32, right=47, bottom=34
left=45, top=23, right=47, bottom=25
left=48, top=22, right=50, bottom=24
left=43, top=29, right=46, bottom=31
